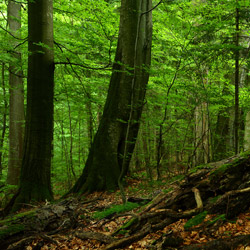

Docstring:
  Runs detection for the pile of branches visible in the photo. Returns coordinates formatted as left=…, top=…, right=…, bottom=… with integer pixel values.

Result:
left=85, top=153, right=250, bottom=249
left=1, top=153, right=250, bottom=249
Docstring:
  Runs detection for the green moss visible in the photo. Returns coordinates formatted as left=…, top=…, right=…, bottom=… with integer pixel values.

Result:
left=239, top=151, right=250, bottom=158
left=184, top=211, right=208, bottom=230
left=170, top=175, right=184, bottom=182
left=112, top=217, right=139, bottom=236
left=163, top=188, right=173, bottom=194
left=207, top=214, right=226, bottom=225
left=0, top=210, right=36, bottom=225
left=0, top=224, right=25, bottom=239
left=208, top=195, right=222, bottom=204
left=93, top=202, right=140, bottom=220
left=189, top=163, right=213, bottom=174
left=210, top=163, right=230, bottom=177
left=121, top=217, right=138, bottom=228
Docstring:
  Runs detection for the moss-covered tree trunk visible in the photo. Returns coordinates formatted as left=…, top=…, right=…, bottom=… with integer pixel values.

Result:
left=11, top=0, right=54, bottom=211
left=71, top=0, right=152, bottom=193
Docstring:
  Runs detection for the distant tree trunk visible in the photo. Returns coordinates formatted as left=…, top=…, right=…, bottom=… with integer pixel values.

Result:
left=11, top=0, right=54, bottom=211
left=234, top=4, right=240, bottom=154
left=213, top=85, right=231, bottom=161
left=85, top=96, right=94, bottom=149
left=7, top=0, right=25, bottom=186
left=193, top=102, right=210, bottom=166
left=242, top=67, right=250, bottom=151
left=0, top=63, right=8, bottom=177
left=71, top=0, right=152, bottom=193
left=142, top=118, right=152, bottom=181
left=244, top=112, right=250, bottom=151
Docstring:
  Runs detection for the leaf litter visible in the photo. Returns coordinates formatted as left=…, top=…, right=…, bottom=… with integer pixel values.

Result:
left=17, top=176, right=250, bottom=249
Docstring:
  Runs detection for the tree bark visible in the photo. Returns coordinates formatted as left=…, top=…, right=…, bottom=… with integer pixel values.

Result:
left=0, top=63, right=8, bottom=177
left=7, top=0, right=25, bottom=186
left=213, top=85, right=231, bottom=161
left=11, top=0, right=54, bottom=211
left=234, top=3, right=240, bottom=154
left=71, top=0, right=152, bottom=193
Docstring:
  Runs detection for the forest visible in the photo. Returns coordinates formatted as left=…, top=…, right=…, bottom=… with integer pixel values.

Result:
left=1, top=0, right=250, bottom=249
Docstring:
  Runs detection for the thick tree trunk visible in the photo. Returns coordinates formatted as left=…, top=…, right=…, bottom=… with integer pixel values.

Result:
left=11, top=0, right=54, bottom=211
left=7, top=0, right=25, bottom=186
left=71, top=0, right=152, bottom=193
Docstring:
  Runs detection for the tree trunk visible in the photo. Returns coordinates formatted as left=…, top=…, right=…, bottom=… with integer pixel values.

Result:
left=234, top=3, right=240, bottom=154
left=0, top=63, right=8, bottom=177
left=213, top=85, right=231, bottom=161
left=193, top=102, right=210, bottom=166
left=71, top=0, right=152, bottom=193
left=7, top=0, right=25, bottom=186
left=11, top=0, right=54, bottom=211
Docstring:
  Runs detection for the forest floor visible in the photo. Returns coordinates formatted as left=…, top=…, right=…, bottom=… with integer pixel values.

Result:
left=19, top=172, right=250, bottom=250
left=2, top=153, right=250, bottom=250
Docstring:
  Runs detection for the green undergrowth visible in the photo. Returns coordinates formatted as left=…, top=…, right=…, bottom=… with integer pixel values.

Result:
left=184, top=211, right=227, bottom=230
left=92, top=202, right=140, bottom=220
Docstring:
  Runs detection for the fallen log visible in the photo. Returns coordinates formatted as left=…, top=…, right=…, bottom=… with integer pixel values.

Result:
left=179, top=234, right=250, bottom=250
left=0, top=198, right=78, bottom=249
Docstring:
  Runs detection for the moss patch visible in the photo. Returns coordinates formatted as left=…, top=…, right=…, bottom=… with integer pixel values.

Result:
left=184, top=211, right=208, bottom=230
left=0, top=210, right=36, bottom=225
left=93, top=202, right=140, bottom=220
left=210, top=163, right=231, bottom=177
left=0, top=224, right=25, bottom=240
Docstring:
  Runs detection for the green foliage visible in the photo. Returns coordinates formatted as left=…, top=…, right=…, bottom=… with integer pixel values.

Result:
left=1, top=0, right=250, bottom=199
left=207, top=214, right=226, bottom=225
left=0, top=184, right=18, bottom=207
left=92, top=202, right=140, bottom=220
left=184, top=211, right=208, bottom=230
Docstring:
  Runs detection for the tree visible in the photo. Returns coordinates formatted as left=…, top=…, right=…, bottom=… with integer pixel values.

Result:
left=7, top=0, right=25, bottom=186
left=234, top=1, right=240, bottom=154
left=10, top=0, right=54, bottom=211
left=0, top=63, right=8, bottom=177
left=70, top=0, right=153, bottom=194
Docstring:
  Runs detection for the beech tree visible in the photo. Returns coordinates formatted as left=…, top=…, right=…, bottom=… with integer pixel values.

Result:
left=7, top=0, right=25, bottom=186
left=11, top=0, right=54, bottom=210
left=70, top=0, right=153, bottom=193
